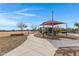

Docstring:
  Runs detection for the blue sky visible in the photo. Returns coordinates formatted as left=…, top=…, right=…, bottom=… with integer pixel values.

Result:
left=0, top=3, right=79, bottom=30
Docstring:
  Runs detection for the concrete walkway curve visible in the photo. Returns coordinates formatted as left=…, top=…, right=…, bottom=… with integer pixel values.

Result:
left=4, top=34, right=57, bottom=56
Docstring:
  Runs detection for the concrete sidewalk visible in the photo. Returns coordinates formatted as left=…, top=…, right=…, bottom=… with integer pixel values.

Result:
left=4, top=34, right=57, bottom=56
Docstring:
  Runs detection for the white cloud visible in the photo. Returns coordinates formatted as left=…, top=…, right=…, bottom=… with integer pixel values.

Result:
left=15, top=8, right=43, bottom=13
left=15, top=8, right=37, bottom=17
left=17, top=13, right=36, bottom=16
left=0, top=8, right=43, bottom=26
left=15, top=8, right=29, bottom=13
left=0, top=19, right=17, bottom=26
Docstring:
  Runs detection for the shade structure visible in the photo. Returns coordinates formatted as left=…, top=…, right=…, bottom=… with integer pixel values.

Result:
left=41, top=20, right=65, bottom=26
left=40, top=20, right=67, bottom=37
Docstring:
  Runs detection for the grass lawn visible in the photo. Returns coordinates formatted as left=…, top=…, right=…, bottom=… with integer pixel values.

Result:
left=0, top=31, right=31, bottom=37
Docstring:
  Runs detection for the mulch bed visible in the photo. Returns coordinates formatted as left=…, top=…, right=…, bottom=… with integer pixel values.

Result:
left=54, top=46, right=79, bottom=56
left=34, top=32, right=79, bottom=40
left=10, top=33, right=24, bottom=36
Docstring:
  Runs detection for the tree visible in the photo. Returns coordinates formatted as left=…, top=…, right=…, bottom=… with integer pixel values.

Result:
left=17, top=22, right=27, bottom=30
left=74, top=23, right=79, bottom=29
left=55, top=26, right=62, bottom=33
left=31, top=24, right=38, bottom=31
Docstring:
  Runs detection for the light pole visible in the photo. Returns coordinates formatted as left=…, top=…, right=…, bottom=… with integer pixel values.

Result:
left=52, top=11, right=54, bottom=36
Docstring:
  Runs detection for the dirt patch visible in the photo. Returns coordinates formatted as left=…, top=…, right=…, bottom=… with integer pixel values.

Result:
left=0, top=35, right=27, bottom=56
